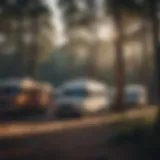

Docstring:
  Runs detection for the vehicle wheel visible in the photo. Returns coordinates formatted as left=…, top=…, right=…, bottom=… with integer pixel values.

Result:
left=56, top=107, right=81, bottom=119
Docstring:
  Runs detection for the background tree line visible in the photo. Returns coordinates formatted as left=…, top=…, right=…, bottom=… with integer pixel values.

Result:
left=0, top=0, right=159, bottom=105
left=0, top=0, right=53, bottom=78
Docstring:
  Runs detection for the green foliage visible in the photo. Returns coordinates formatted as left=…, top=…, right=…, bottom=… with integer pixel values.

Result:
left=98, top=68, right=115, bottom=85
left=58, top=0, right=95, bottom=27
left=58, top=0, right=149, bottom=22
left=0, top=0, right=52, bottom=77
left=109, top=123, right=152, bottom=145
left=107, top=0, right=144, bottom=10
left=106, top=120, right=160, bottom=160
left=37, top=49, right=73, bottom=85
left=0, top=53, right=18, bottom=78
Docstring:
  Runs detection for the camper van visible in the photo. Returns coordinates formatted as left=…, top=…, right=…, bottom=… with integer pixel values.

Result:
left=55, top=79, right=109, bottom=118
left=0, top=78, right=54, bottom=113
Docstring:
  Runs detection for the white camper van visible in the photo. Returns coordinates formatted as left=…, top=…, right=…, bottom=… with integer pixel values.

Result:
left=55, top=79, right=109, bottom=118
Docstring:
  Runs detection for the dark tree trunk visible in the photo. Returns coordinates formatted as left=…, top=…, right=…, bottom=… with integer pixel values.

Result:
left=140, top=21, right=148, bottom=84
left=139, top=4, right=150, bottom=101
left=27, top=15, right=39, bottom=79
left=113, top=6, right=125, bottom=111
left=150, top=0, right=160, bottom=104
left=87, top=21, right=101, bottom=80
left=150, top=0, right=160, bottom=134
left=13, top=14, right=24, bottom=78
left=87, top=38, right=99, bottom=80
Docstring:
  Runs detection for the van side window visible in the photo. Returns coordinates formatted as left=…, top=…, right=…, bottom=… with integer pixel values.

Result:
left=0, top=86, right=21, bottom=95
left=90, top=91, right=107, bottom=97
left=63, top=88, right=88, bottom=97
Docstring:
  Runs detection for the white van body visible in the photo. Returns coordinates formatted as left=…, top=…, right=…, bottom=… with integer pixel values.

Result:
left=56, top=79, right=109, bottom=116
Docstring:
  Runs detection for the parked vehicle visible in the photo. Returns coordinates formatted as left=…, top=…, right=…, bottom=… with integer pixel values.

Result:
left=0, top=78, right=54, bottom=113
left=55, top=79, right=109, bottom=118
left=108, top=84, right=148, bottom=109
left=124, top=84, right=148, bottom=107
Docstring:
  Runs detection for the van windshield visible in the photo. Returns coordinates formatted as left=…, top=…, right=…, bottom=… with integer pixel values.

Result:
left=126, top=92, right=141, bottom=101
left=0, top=86, right=21, bottom=96
left=63, top=88, right=88, bottom=97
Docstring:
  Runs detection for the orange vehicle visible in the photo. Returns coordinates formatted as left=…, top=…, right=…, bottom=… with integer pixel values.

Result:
left=0, top=78, right=54, bottom=113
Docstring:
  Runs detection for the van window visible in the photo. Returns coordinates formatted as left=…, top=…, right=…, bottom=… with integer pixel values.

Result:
left=126, top=92, right=141, bottom=101
left=90, top=91, right=107, bottom=97
left=63, top=88, right=88, bottom=97
left=0, top=86, right=21, bottom=95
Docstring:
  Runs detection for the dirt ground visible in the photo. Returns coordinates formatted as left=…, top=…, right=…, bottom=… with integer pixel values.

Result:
left=0, top=107, right=158, bottom=160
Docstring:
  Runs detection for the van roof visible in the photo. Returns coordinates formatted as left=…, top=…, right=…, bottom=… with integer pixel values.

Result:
left=0, top=78, right=37, bottom=88
left=125, top=84, right=146, bottom=93
left=61, top=79, right=107, bottom=92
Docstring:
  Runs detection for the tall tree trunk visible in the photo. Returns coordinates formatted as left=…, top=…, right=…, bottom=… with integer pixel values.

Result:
left=140, top=1, right=156, bottom=104
left=68, top=43, right=76, bottom=80
left=150, top=0, right=160, bottom=104
left=150, top=0, right=160, bottom=133
left=87, top=23, right=99, bottom=80
left=87, top=39, right=98, bottom=80
left=14, top=14, right=24, bottom=78
left=140, top=6, right=148, bottom=84
left=113, top=7, right=125, bottom=111
left=27, top=15, right=39, bottom=79
left=139, top=8, right=150, bottom=97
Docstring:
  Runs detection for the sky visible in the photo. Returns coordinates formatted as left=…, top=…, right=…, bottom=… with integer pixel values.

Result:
left=44, top=0, right=142, bottom=47
left=44, top=0, right=67, bottom=46
left=44, top=0, right=117, bottom=46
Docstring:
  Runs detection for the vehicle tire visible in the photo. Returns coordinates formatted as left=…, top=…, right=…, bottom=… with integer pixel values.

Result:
left=56, top=105, right=81, bottom=119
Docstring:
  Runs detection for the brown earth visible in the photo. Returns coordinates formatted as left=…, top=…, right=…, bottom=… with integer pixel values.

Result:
left=0, top=106, right=158, bottom=160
